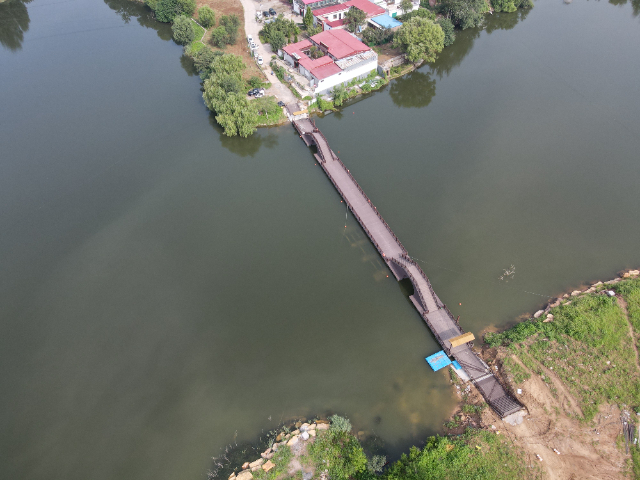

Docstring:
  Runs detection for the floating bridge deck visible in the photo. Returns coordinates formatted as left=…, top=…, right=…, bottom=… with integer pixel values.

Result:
left=293, top=117, right=524, bottom=419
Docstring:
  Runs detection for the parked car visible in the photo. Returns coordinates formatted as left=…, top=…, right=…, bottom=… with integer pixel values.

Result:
left=255, top=91, right=264, bottom=98
left=247, top=34, right=253, bottom=44
left=250, top=41, right=258, bottom=50
left=263, top=11, right=269, bottom=17
left=257, top=56, right=263, bottom=65
left=269, top=8, right=277, bottom=15
left=277, top=101, right=285, bottom=107
left=247, top=88, right=257, bottom=96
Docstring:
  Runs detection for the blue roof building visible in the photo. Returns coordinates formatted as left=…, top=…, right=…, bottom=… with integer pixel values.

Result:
left=369, top=13, right=403, bottom=29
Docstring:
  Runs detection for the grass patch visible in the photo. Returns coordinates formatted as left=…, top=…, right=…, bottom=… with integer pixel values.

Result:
left=385, top=428, right=539, bottom=480
left=461, top=403, right=485, bottom=415
left=631, top=445, right=640, bottom=479
left=615, top=277, right=640, bottom=332
left=253, top=96, right=285, bottom=126
left=251, top=445, right=292, bottom=480
left=191, top=19, right=205, bottom=41
left=488, top=288, right=640, bottom=421
left=502, top=356, right=531, bottom=384
left=186, top=41, right=205, bottom=56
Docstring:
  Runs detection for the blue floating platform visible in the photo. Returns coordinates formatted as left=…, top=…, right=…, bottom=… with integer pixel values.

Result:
left=425, top=351, right=452, bottom=371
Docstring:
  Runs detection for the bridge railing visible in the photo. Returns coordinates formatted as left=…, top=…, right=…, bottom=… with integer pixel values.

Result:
left=389, top=257, right=430, bottom=314
left=400, top=253, right=442, bottom=308
left=332, top=155, right=408, bottom=255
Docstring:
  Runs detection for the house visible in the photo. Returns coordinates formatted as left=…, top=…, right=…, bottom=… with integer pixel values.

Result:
left=370, top=0, right=419, bottom=18
left=282, top=29, right=378, bottom=95
left=311, top=0, right=385, bottom=31
left=292, top=0, right=338, bottom=15
left=368, top=13, right=402, bottom=30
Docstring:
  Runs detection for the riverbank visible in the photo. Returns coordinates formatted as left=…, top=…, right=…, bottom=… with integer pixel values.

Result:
left=218, top=270, right=640, bottom=480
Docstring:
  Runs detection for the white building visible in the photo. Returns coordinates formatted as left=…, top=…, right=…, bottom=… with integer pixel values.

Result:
left=311, top=0, right=385, bottom=31
left=282, top=29, right=378, bottom=95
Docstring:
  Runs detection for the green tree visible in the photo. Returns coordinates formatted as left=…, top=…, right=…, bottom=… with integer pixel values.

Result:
left=332, top=85, right=349, bottom=106
left=153, top=0, right=195, bottom=22
left=303, top=6, right=314, bottom=29
left=491, top=0, right=517, bottom=12
left=172, top=15, right=195, bottom=45
left=219, top=14, right=240, bottom=44
left=309, top=428, right=367, bottom=480
left=400, top=0, right=414, bottom=16
left=176, top=0, right=196, bottom=16
left=436, top=17, right=455, bottom=46
left=202, top=54, right=258, bottom=137
left=269, top=30, right=286, bottom=52
left=344, top=7, right=366, bottom=33
left=439, top=0, right=488, bottom=30
left=393, top=16, right=444, bottom=63
left=193, top=48, right=222, bottom=79
left=210, top=26, right=229, bottom=47
left=198, top=5, right=216, bottom=28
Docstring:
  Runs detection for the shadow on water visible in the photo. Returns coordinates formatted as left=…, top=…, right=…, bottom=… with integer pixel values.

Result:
left=103, top=0, right=175, bottom=49
left=208, top=113, right=280, bottom=157
left=0, top=0, right=32, bottom=51
left=389, top=70, right=437, bottom=109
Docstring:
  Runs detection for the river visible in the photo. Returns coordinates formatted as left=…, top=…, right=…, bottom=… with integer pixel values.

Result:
left=1, top=0, right=639, bottom=478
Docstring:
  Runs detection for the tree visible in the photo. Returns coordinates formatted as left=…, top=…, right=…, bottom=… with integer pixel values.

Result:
left=193, top=48, right=222, bottom=79
left=332, top=84, right=349, bottom=106
left=269, top=30, right=286, bottom=52
left=303, top=6, right=314, bottom=29
left=219, top=14, right=240, bottom=44
left=393, top=16, right=444, bottom=63
left=202, top=54, right=258, bottom=137
left=344, top=7, right=366, bottom=33
left=439, top=0, right=488, bottom=30
left=400, top=0, right=414, bottom=16
left=172, top=15, right=195, bottom=45
left=153, top=0, right=195, bottom=22
left=198, top=5, right=215, bottom=28
left=176, top=0, right=196, bottom=16
left=437, top=17, right=455, bottom=46
left=210, top=26, right=228, bottom=47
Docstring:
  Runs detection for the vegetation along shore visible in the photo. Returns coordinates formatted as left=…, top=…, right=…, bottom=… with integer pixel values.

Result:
left=214, top=270, right=640, bottom=480
left=135, top=0, right=532, bottom=137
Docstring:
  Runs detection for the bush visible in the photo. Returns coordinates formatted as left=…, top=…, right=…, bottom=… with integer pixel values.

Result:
left=329, top=414, right=352, bottom=433
left=172, top=15, right=195, bottom=45
left=309, top=428, right=367, bottom=480
left=362, top=26, right=394, bottom=46
left=219, top=14, right=240, bottom=44
left=437, top=18, right=456, bottom=46
left=193, top=48, right=222, bottom=79
left=153, top=0, right=196, bottom=22
left=198, top=5, right=215, bottom=28
left=316, top=96, right=334, bottom=111
left=248, top=76, right=263, bottom=88
left=210, top=26, right=229, bottom=47
left=439, top=0, right=489, bottom=30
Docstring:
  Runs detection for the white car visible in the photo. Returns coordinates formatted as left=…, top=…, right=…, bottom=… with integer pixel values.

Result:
left=247, top=35, right=253, bottom=44
left=257, top=56, right=263, bottom=65
left=250, top=41, right=258, bottom=50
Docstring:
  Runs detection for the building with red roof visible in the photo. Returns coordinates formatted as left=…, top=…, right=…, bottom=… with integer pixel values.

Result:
left=281, top=29, right=378, bottom=95
left=311, top=0, right=385, bottom=31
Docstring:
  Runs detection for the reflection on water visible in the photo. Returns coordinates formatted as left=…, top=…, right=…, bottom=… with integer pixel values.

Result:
left=389, top=70, right=436, bottom=108
left=609, top=0, right=640, bottom=16
left=209, top=113, right=280, bottom=156
left=0, top=0, right=32, bottom=51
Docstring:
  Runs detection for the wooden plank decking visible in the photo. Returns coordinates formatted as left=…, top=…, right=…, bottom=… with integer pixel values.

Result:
left=293, top=117, right=524, bottom=419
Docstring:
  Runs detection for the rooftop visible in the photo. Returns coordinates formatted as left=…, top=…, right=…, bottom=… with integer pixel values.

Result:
left=312, top=29, right=371, bottom=59
left=370, top=13, right=402, bottom=29
left=313, top=0, right=385, bottom=17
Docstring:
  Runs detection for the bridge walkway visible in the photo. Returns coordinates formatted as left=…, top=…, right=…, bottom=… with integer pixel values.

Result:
left=293, top=118, right=524, bottom=419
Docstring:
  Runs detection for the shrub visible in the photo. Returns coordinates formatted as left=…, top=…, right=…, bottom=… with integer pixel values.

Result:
left=210, top=26, right=229, bottom=47
left=248, top=76, right=263, bottom=88
left=329, top=414, right=352, bottom=433
left=219, top=14, right=240, bottom=44
left=153, top=0, right=196, bottom=22
left=437, top=18, right=456, bottom=46
left=309, top=428, right=367, bottom=480
left=172, top=15, right=195, bottom=45
left=439, top=0, right=489, bottom=30
left=362, top=27, right=394, bottom=46
left=193, top=48, right=222, bottom=79
left=198, top=5, right=215, bottom=28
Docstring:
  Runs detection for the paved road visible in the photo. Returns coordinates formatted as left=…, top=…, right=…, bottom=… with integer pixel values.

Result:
left=237, top=0, right=297, bottom=104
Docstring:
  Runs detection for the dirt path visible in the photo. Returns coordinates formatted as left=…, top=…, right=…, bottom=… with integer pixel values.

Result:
left=617, top=296, right=640, bottom=373
left=235, top=0, right=297, bottom=104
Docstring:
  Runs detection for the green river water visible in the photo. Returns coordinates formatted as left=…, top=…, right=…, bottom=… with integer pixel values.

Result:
left=1, top=0, right=639, bottom=478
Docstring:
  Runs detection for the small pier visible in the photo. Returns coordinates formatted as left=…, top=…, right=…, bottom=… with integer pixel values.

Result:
left=293, top=117, right=524, bottom=419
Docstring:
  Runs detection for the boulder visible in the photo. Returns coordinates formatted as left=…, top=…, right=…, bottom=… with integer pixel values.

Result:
left=624, top=272, right=630, bottom=278
left=548, top=298, right=562, bottom=308
left=229, top=474, right=236, bottom=480
left=251, top=466, right=262, bottom=472
left=629, top=270, right=639, bottom=276
left=264, top=453, right=274, bottom=460
left=301, top=431, right=310, bottom=440
left=242, top=462, right=250, bottom=470
left=262, top=461, right=276, bottom=473
left=571, top=290, right=581, bottom=296
left=316, top=423, right=330, bottom=430
left=295, top=421, right=302, bottom=428
left=308, top=423, right=316, bottom=430
left=292, top=429, right=300, bottom=435
left=287, top=435, right=299, bottom=446
left=237, top=471, right=253, bottom=480
left=316, top=419, right=329, bottom=424
left=272, top=443, right=279, bottom=452
left=301, top=423, right=310, bottom=430
left=593, top=281, right=603, bottom=287
left=533, top=310, right=544, bottom=319
left=276, top=434, right=283, bottom=442
left=309, top=429, right=316, bottom=437
left=249, top=459, right=264, bottom=469
left=543, top=314, right=554, bottom=323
